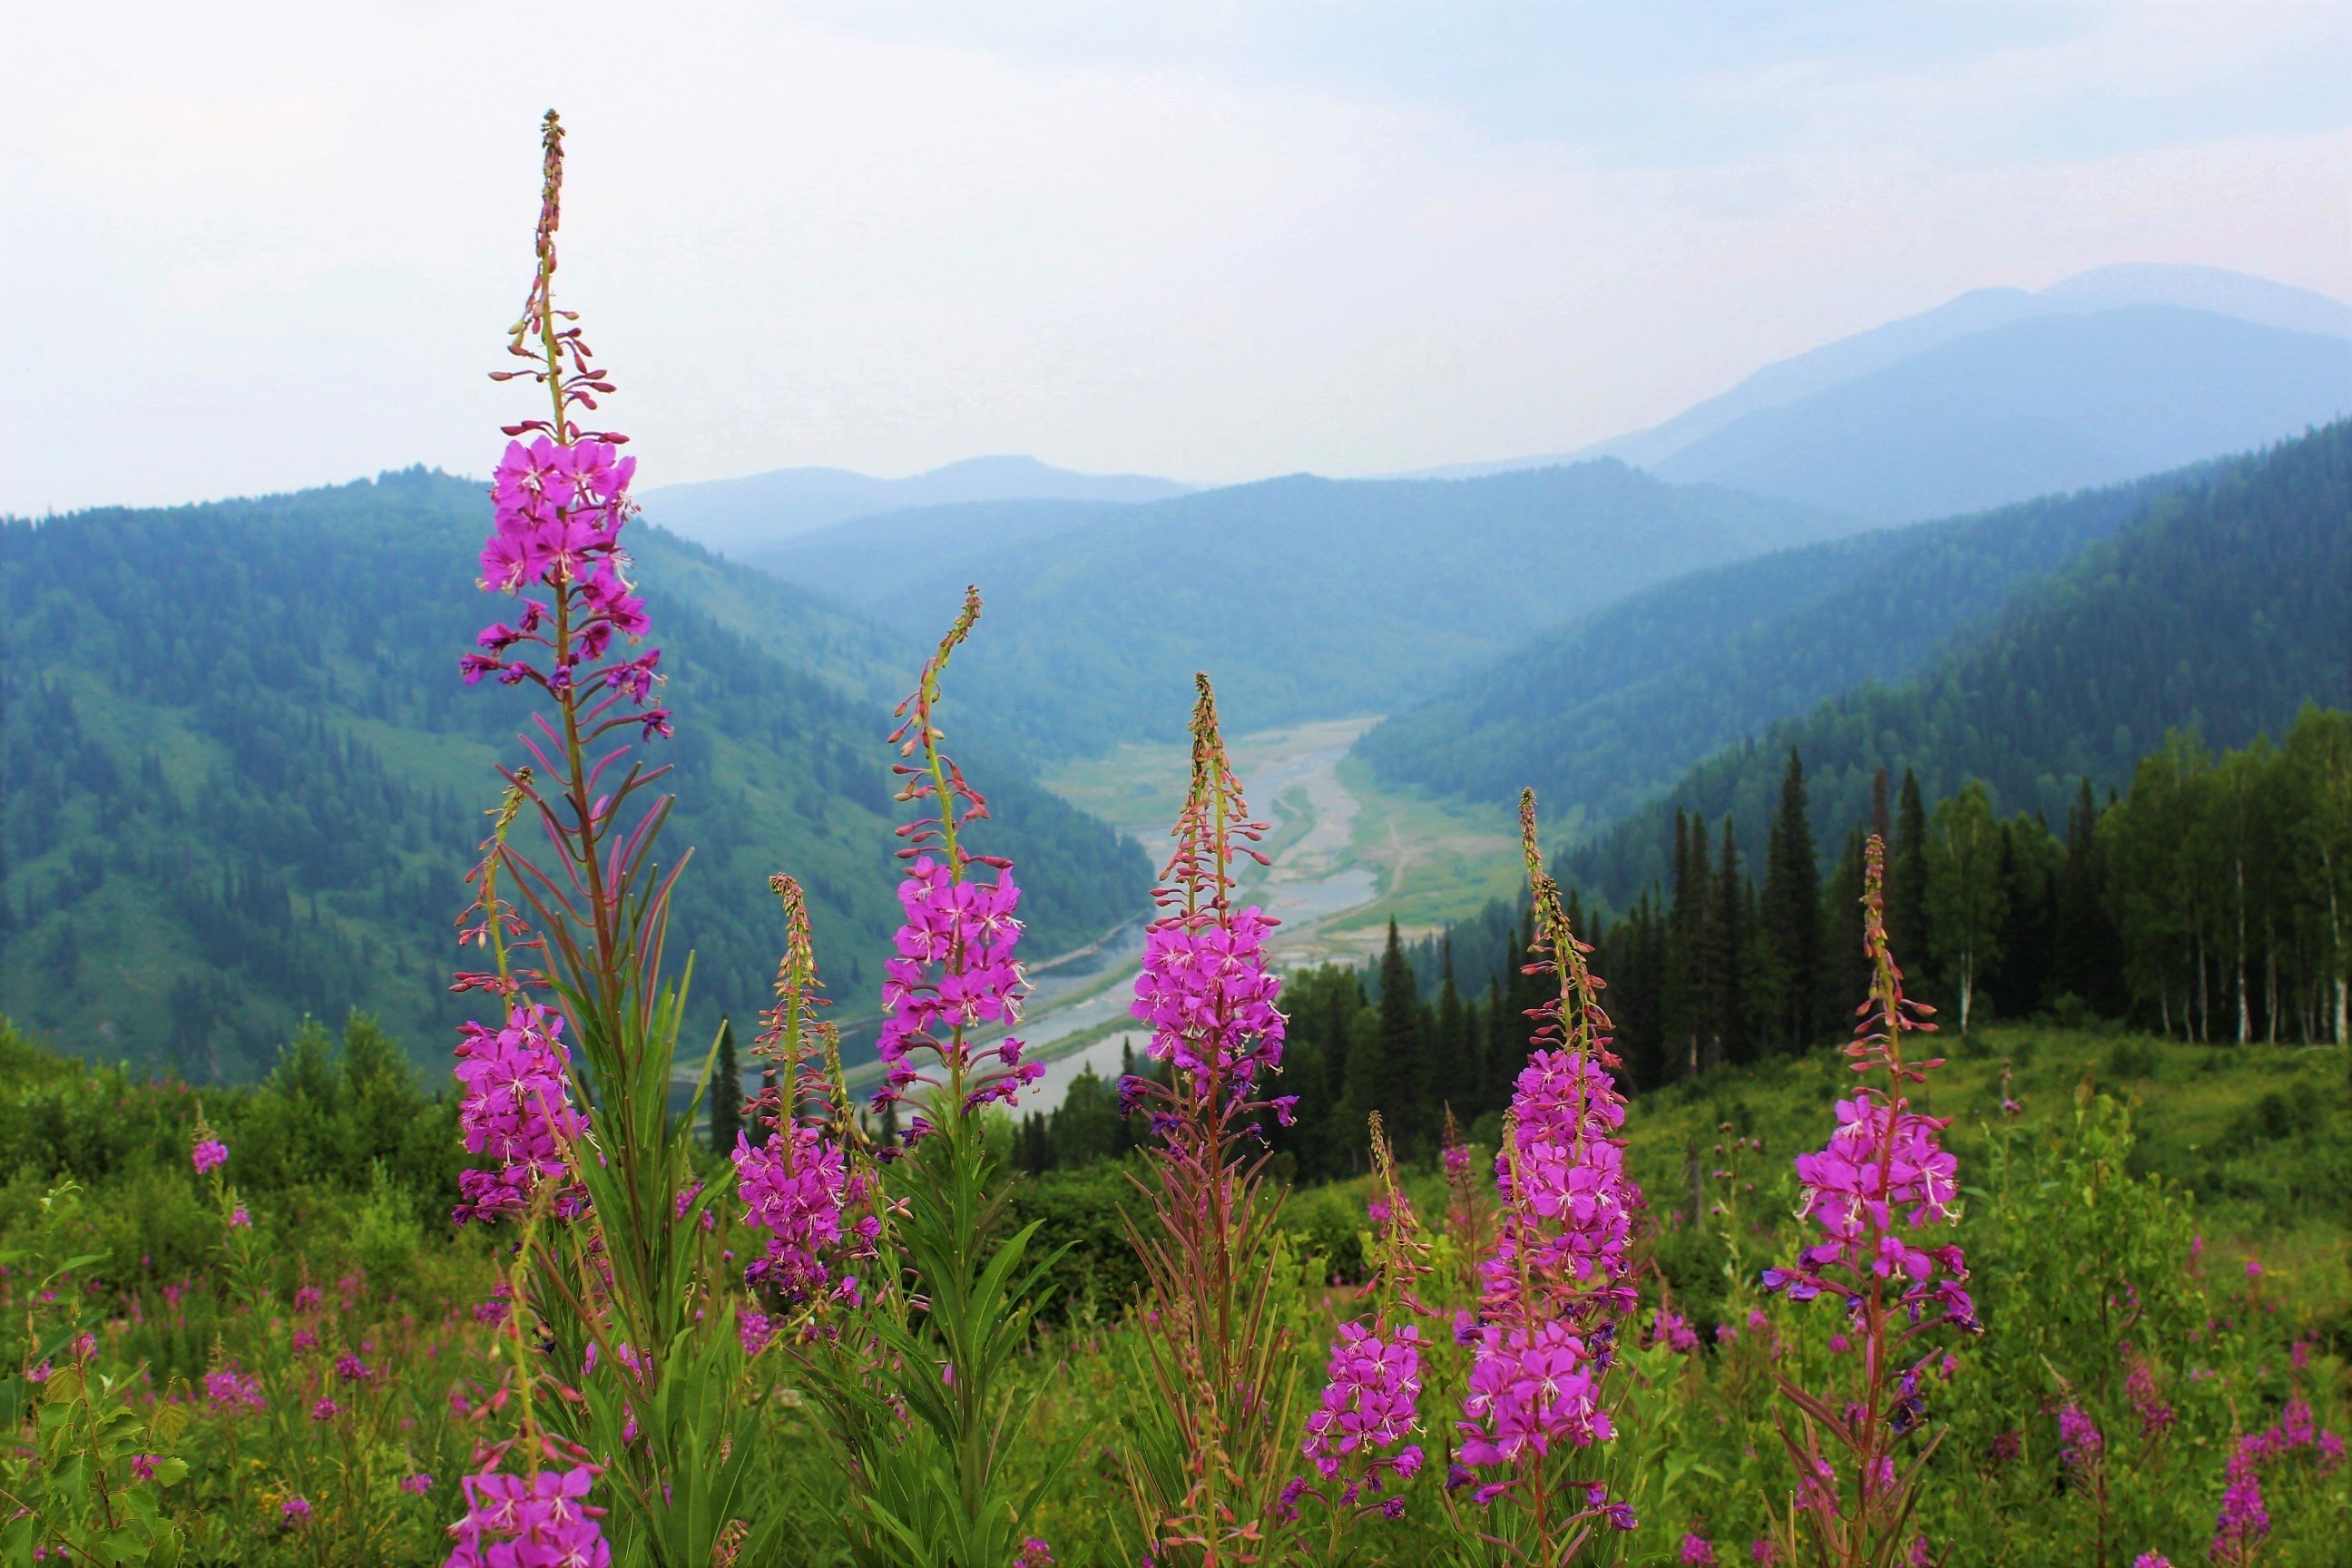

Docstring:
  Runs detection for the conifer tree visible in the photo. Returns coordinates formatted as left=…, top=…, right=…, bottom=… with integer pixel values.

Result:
left=1664, top=810, right=1710, bottom=1078
left=2053, top=779, right=2122, bottom=1014
left=1710, top=819, right=1747, bottom=1067
left=1375, top=917, right=1427, bottom=1145
left=1762, top=748, right=1823, bottom=1053
left=1891, top=767, right=1930, bottom=967
left=1825, top=826, right=1872, bottom=1024
left=1433, top=936, right=1470, bottom=1113
left=708, top=1015, right=742, bottom=1154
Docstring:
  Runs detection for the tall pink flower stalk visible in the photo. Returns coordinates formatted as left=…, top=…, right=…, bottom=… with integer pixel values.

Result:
left=1443, top=789, right=1644, bottom=1554
left=1116, top=673, right=1306, bottom=1565
left=443, top=111, right=752, bottom=1565
left=871, top=586, right=1038, bottom=1126
left=1760, top=834, right=1978, bottom=1568
left=1287, top=1114, right=1431, bottom=1549
left=732, top=874, right=876, bottom=1315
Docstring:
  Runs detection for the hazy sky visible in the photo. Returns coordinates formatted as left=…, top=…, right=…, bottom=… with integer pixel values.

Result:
left=4, top=2, right=2348, bottom=514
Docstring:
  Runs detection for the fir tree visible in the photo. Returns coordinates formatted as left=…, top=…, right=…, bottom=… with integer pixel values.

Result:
left=1433, top=936, right=1470, bottom=1115
left=1711, top=818, right=1749, bottom=1066
left=708, top=1015, right=742, bottom=1154
left=1891, top=767, right=1931, bottom=967
left=1375, top=918, right=1427, bottom=1146
left=1762, top=748, right=1823, bottom=1053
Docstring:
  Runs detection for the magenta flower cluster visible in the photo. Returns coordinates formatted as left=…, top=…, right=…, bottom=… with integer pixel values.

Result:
left=873, top=856, right=1034, bottom=1115
left=1454, top=1037, right=1641, bottom=1475
left=732, top=1124, right=873, bottom=1304
left=1456, top=1317, right=1612, bottom=1467
left=1479, top=1048, right=1638, bottom=1317
left=191, top=1138, right=228, bottom=1176
left=451, top=1003, right=591, bottom=1226
left=1763, top=1094, right=1975, bottom=1331
left=1131, top=907, right=1287, bottom=1083
left=1301, top=1321, right=1426, bottom=1481
left=445, top=1465, right=611, bottom=1568
left=203, top=1367, right=266, bottom=1413
left=2210, top=1397, right=2344, bottom=1564
left=459, top=438, right=664, bottom=734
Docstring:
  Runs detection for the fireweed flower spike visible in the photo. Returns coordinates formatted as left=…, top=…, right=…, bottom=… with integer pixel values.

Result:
left=1442, top=789, right=1642, bottom=1559
left=798, top=588, right=1063, bottom=1568
left=733, top=875, right=877, bottom=1313
left=1760, top=834, right=1976, bottom=1568
left=1289, top=1114, right=1430, bottom=1552
left=445, top=112, right=749, bottom=1566
left=1114, top=673, right=1309, bottom=1565
left=870, top=586, right=1037, bottom=1121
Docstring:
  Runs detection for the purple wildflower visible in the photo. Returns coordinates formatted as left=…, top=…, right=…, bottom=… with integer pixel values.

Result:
left=403, top=1473, right=434, bottom=1495
left=203, top=1367, right=266, bottom=1413
left=451, top=1002, right=591, bottom=1225
left=281, top=1496, right=312, bottom=1525
left=1302, top=1322, right=1424, bottom=1477
left=191, top=1138, right=228, bottom=1175
left=445, top=1462, right=611, bottom=1568
left=2058, top=1403, right=2103, bottom=1471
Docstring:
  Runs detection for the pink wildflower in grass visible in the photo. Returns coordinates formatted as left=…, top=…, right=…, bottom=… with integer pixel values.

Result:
left=1681, top=1534, right=1718, bottom=1566
left=445, top=1461, right=611, bottom=1568
left=1014, top=1540, right=1054, bottom=1567
left=1132, top=904, right=1287, bottom=1084
left=1301, top=1321, right=1425, bottom=1479
left=2057, top=1403, right=2104, bottom=1470
left=2132, top=1555, right=2172, bottom=1568
left=281, top=1496, right=312, bottom=1525
left=1456, top=794, right=1642, bottom=1493
left=1651, top=1309, right=1700, bottom=1354
left=311, top=1397, right=340, bottom=1422
left=1750, top=1540, right=1779, bottom=1565
left=404, top=1473, right=435, bottom=1494
left=451, top=1003, right=591, bottom=1225
left=229, top=1206, right=251, bottom=1229
left=292, top=1285, right=323, bottom=1312
left=336, top=1353, right=374, bottom=1383
left=131, top=1455, right=159, bottom=1481
left=191, top=1138, right=228, bottom=1175
left=2210, top=1437, right=2269, bottom=1565
left=735, top=875, right=875, bottom=1304
left=203, top=1367, right=266, bottom=1413
left=1764, top=836, right=1975, bottom=1566
left=2126, top=1357, right=2176, bottom=1437
left=738, top=1310, right=777, bottom=1358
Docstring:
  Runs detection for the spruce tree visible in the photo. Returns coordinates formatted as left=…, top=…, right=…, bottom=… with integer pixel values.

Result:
left=1824, top=826, right=1871, bottom=1021
left=1375, top=918, right=1427, bottom=1146
left=2055, top=779, right=2124, bottom=1015
left=1761, top=748, right=1823, bottom=1053
left=1891, top=768, right=1930, bottom=967
left=1664, top=812, right=1713, bottom=1078
left=1434, top=936, right=1469, bottom=1115
left=708, top=1015, right=742, bottom=1154
left=1711, top=819, right=1748, bottom=1067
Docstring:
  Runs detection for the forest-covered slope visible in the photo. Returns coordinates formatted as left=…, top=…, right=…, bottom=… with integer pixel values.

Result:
left=873, top=460, right=1862, bottom=756
left=1567, top=420, right=2351, bottom=904
left=1355, top=459, right=2220, bottom=833
left=0, top=469, right=1149, bottom=1080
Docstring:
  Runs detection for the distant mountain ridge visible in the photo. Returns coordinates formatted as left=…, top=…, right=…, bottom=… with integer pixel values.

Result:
left=1410, top=263, right=2352, bottom=482
left=860, top=460, right=1871, bottom=757
left=639, top=455, right=1191, bottom=559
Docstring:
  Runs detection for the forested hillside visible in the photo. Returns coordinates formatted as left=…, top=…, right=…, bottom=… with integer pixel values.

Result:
left=1569, top=420, right=2350, bottom=902
left=877, top=460, right=1861, bottom=756
left=1356, top=459, right=2210, bottom=828
left=0, top=470, right=1148, bottom=1079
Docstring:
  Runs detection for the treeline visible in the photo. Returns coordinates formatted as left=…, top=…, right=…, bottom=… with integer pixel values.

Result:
left=1017, top=711, right=2349, bottom=1181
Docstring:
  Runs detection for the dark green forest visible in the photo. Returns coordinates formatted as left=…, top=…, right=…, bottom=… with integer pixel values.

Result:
left=1569, top=419, right=2350, bottom=899
left=0, top=470, right=1148, bottom=1078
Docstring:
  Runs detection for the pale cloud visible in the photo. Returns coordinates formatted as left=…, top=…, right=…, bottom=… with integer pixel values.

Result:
left=1, top=1, right=2346, bottom=514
